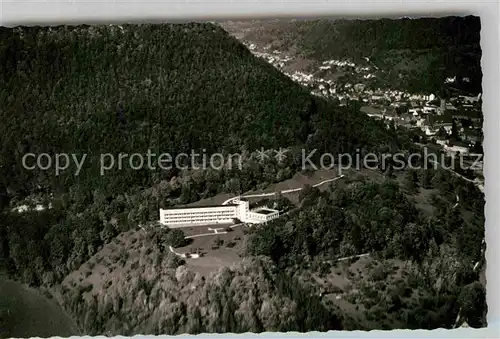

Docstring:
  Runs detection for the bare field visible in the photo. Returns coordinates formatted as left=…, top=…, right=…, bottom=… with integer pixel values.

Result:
left=179, top=224, right=235, bottom=237
left=182, top=248, right=243, bottom=278
left=176, top=227, right=246, bottom=277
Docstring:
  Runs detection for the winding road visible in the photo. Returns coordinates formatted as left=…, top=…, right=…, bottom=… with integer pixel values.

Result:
left=428, top=159, right=483, bottom=192
left=222, top=174, right=345, bottom=205
left=415, top=143, right=484, bottom=193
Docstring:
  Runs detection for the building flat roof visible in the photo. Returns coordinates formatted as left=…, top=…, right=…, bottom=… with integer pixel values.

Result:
left=256, top=210, right=275, bottom=215
left=252, top=207, right=278, bottom=215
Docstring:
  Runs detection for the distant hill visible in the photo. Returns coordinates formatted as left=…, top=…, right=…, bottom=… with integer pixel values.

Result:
left=222, top=16, right=482, bottom=94
left=0, top=23, right=395, bottom=201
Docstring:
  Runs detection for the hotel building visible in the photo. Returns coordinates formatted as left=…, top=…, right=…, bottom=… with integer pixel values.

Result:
left=159, top=198, right=279, bottom=228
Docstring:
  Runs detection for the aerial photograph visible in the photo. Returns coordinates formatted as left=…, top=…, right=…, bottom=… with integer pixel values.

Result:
left=0, top=16, right=486, bottom=337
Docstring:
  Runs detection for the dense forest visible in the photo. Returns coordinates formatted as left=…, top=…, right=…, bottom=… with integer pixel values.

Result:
left=236, top=16, right=482, bottom=94
left=245, top=167, right=486, bottom=329
left=0, top=21, right=485, bottom=335
left=0, top=23, right=396, bottom=202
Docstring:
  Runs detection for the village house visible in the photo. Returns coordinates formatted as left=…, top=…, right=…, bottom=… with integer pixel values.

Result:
left=427, top=114, right=454, bottom=134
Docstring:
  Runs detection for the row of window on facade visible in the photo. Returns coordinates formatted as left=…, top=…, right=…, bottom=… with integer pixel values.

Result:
left=164, top=214, right=235, bottom=219
left=164, top=210, right=235, bottom=217
left=166, top=217, right=231, bottom=223
left=163, top=216, right=234, bottom=220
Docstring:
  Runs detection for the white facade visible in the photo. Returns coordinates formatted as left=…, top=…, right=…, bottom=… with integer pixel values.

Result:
left=160, top=205, right=238, bottom=227
left=159, top=198, right=279, bottom=228
left=247, top=208, right=280, bottom=223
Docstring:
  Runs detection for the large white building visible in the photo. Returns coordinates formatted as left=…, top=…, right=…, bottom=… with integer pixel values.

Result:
left=159, top=198, right=279, bottom=228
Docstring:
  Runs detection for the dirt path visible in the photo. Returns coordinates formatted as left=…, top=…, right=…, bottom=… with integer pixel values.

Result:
left=222, top=174, right=345, bottom=205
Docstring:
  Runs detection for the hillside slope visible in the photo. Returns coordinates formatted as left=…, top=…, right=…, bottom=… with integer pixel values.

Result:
left=0, top=23, right=398, bottom=335
left=56, top=229, right=343, bottom=335
left=0, top=23, right=396, bottom=202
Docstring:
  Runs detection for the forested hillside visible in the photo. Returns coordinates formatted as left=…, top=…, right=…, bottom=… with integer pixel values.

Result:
left=57, top=233, right=343, bottom=335
left=226, top=16, right=481, bottom=94
left=245, top=167, right=486, bottom=329
left=0, top=23, right=398, bottom=334
left=0, top=23, right=395, bottom=202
